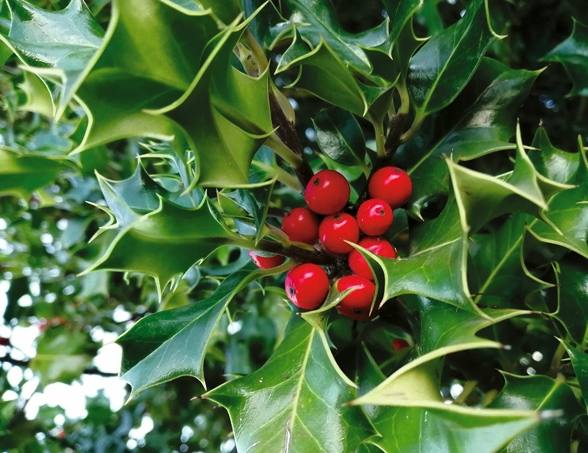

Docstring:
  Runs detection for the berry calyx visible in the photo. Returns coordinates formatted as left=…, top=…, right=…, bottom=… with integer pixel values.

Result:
left=248, top=250, right=286, bottom=269
left=356, top=198, right=394, bottom=236
left=319, top=213, right=359, bottom=254
left=304, top=169, right=350, bottom=215
left=368, top=166, right=412, bottom=209
left=281, top=207, right=319, bottom=244
left=348, top=237, right=397, bottom=280
left=285, top=263, right=330, bottom=310
left=336, top=275, right=377, bottom=321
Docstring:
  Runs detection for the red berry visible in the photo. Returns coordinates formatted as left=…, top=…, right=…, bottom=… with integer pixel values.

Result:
left=348, top=237, right=397, bottom=280
left=248, top=250, right=286, bottom=269
left=304, top=169, right=350, bottom=215
left=285, top=263, right=330, bottom=310
left=392, top=338, right=410, bottom=351
left=356, top=198, right=394, bottom=236
left=368, top=166, right=412, bottom=209
left=319, top=213, right=359, bottom=254
left=336, top=275, right=377, bottom=321
left=281, top=207, right=319, bottom=244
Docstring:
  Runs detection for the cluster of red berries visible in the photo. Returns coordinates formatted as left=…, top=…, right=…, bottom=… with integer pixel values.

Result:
left=248, top=166, right=412, bottom=321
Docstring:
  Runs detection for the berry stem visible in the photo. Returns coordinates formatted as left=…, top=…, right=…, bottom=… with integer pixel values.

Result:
left=255, top=239, right=335, bottom=266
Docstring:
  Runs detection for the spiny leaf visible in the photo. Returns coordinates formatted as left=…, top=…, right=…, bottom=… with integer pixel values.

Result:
left=552, top=256, right=588, bottom=344
left=117, top=268, right=285, bottom=399
left=352, top=298, right=533, bottom=407
left=205, top=315, right=378, bottom=453
left=400, top=59, right=539, bottom=215
left=1, top=0, right=104, bottom=118
left=82, top=197, right=238, bottom=295
left=541, top=19, right=588, bottom=97
left=561, top=341, right=588, bottom=407
left=408, top=0, right=498, bottom=119
left=488, top=373, right=584, bottom=453
left=279, top=0, right=388, bottom=74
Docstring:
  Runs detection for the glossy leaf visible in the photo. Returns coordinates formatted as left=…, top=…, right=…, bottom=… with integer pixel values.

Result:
left=280, top=38, right=391, bottom=116
left=408, top=0, right=497, bottom=119
left=541, top=19, right=588, bottom=97
left=313, top=107, right=366, bottom=167
left=353, top=297, right=532, bottom=407
left=0, top=148, right=71, bottom=199
left=401, top=60, right=539, bottom=215
left=468, top=214, right=549, bottom=309
left=488, top=373, right=583, bottom=452
left=205, top=315, right=378, bottom=453
left=561, top=341, right=588, bottom=407
left=82, top=197, right=238, bottom=295
left=117, top=269, right=285, bottom=398
left=279, top=0, right=388, bottom=74
left=1, top=0, right=104, bottom=118
left=553, top=256, right=588, bottom=344
left=383, top=0, right=423, bottom=47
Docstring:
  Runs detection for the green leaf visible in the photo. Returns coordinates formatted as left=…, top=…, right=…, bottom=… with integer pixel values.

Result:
left=468, top=214, right=549, bottom=309
left=17, top=71, right=54, bottom=117
left=1, top=0, right=104, bottom=118
left=82, top=197, right=238, bottom=295
left=448, top=126, right=573, bottom=237
left=279, top=37, right=391, bottom=116
left=383, top=0, right=423, bottom=47
left=313, top=107, right=367, bottom=168
left=0, top=147, right=71, bottom=199
left=205, top=315, right=378, bottom=453
left=488, top=373, right=584, bottom=452
left=353, top=297, right=533, bottom=407
left=527, top=138, right=588, bottom=259
left=372, top=405, right=540, bottom=453
left=553, top=256, right=588, bottom=344
left=401, top=60, right=539, bottom=215
left=279, top=0, right=388, bottom=74
left=116, top=268, right=284, bottom=398
left=408, top=0, right=497, bottom=119
left=541, top=19, right=588, bottom=97
left=561, top=341, right=588, bottom=407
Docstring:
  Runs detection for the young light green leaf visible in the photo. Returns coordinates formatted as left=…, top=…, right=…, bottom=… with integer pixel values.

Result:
left=541, top=19, right=588, bottom=97
left=205, top=315, right=378, bottom=453
left=408, top=0, right=497, bottom=119
left=2, top=0, right=104, bottom=118
left=373, top=405, right=540, bottom=453
left=487, top=373, right=584, bottom=453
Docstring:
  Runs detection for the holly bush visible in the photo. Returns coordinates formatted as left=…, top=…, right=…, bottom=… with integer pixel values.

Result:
left=1, top=0, right=588, bottom=451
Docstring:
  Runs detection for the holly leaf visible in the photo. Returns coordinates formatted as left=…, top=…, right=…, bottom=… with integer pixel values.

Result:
left=1, top=0, right=104, bottom=118
left=81, top=197, right=238, bottom=295
left=552, top=256, right=588, bottom=344
left=408, top=0, right=498, bottom=120
left=399, top=59, right=539, bottom=215
left=527, top=137, right=588, bottom=259
left=487, top=373, right=584, bottom=452
left=313, top=107, right=367, bottom=168
left=279, top=0, right=388, bottom=74
left=0, top=148, right=72, bottom=199
left=117, top=268, right=286, bottom=399
left=352, top=297, right=533, bottom=407
left=561, top=341, right=588, bottom=407
left=205, top=315, right=378, bottom=453
left=279, top=37, right=391, bottom=116
left=541, top=19, right=588, bottom=97
left=468, top=214, right=550, bottom=309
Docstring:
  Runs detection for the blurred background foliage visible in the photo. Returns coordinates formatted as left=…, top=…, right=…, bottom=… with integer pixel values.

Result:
left=0, top=0, right=586, bottom=451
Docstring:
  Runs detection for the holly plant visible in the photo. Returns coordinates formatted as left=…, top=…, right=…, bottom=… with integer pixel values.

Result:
left=1, top=0, right=588, bottom=451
